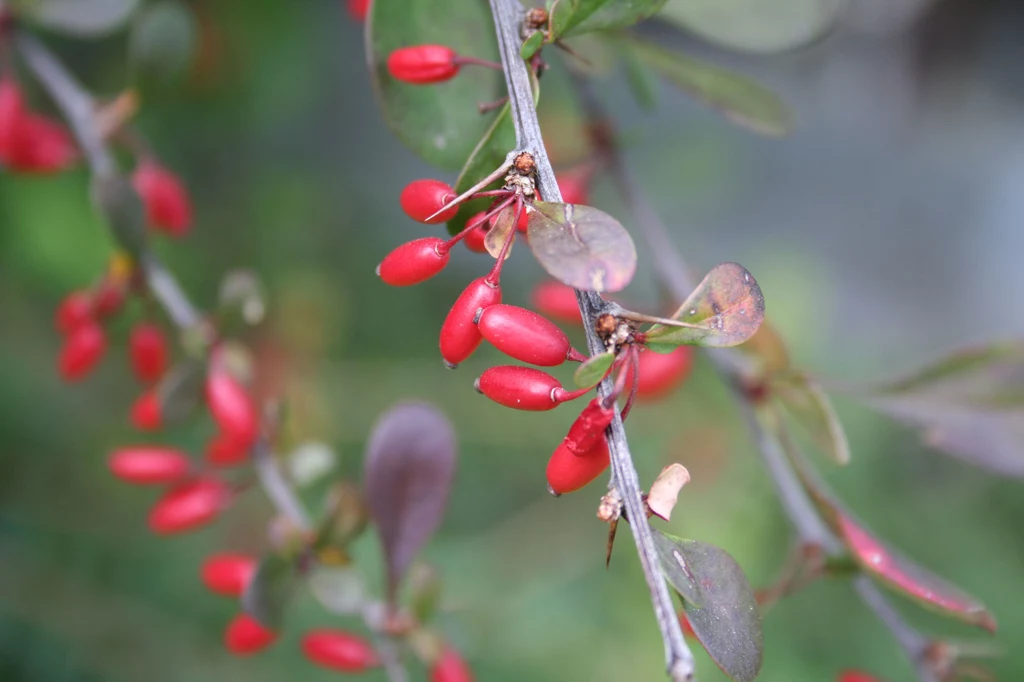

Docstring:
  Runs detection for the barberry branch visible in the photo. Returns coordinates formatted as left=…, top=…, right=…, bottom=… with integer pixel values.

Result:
left=564, top=70, right=941, bottom=682
left=487, top=2, right=695, bottom=680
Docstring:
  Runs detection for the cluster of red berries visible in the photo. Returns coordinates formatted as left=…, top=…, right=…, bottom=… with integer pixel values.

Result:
left=0, top=76, right=76, bottom=173
left=377, top=163, right=694, bottom=496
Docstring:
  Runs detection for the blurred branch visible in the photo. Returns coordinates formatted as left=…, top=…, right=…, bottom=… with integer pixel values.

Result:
left=488, top=2, right=695, bottom=680
left=252, top=437, right=312, bottom=530
left=565, top=69, right=938, bottom=682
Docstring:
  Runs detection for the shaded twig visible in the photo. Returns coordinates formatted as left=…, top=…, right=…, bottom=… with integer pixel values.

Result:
left=487, top=2, right=695, bottom=680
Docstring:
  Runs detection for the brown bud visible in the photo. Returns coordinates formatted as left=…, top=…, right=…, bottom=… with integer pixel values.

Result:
left=513, top=152, right=536, bottom=176
left=525, top=7, right=549, bottom=29
left=595, top=313, right=617, bottom=337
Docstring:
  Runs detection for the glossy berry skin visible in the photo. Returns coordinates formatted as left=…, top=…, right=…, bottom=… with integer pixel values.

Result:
left=399, top=179, right=458, bottom=223
left=55, top=290, right=94, bottom=334
left=347, top=0, right=371, bottom=20
left=148, top=478, right=229, bottom=534
left=462, top=212, right=489, bottom=253
left=0, top=79, right=76, bottom=175
left=477, top=304, right=570, bottom=367
left=431, top=648, right=474, bottom=682
left=58, top=322, right=106, bottom=382
left=837, top=673, right=884, bottom=682
left=206, top=370, right=258, bottom=449
left=202, top=553, right=257, bottom=597
left=377, top=237, right=450, bottom=286
left=557, top=171, right=589, bottom=205
left=387, top=45, right=459, bottom=85
left=546, top=437, right=610, bottom=494
left=625, top=346, right=695, bottom=399
left=108, top=447, right=190, bottom=485
left=225, top=613, right=277, bottom=655
left=440, top=277, right=501, bottom=368
left=132, top=161, right=193, bottom=236
left=530, top=281, right=581, bottom=325
left=302, top=630, right=380, bottom=672
left=205, top=431, right=251, bottom=466
left=129, top=323, right=169, bottom=383
left=130, top=390, right=163, bottom=431
left=476, top=366, right=563, bottom=411
left=565, top=399, right=614, bottom=455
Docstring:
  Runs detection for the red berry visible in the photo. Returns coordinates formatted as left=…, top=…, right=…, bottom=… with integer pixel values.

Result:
left=94, top=279, right=126, bottom=318
left=488, top=201, right=529, bottom=233
left=440, top=277, right=502, bottom=368
left=302, top=630, right=380, bottom=672
left=557, top=171, right=590, bottom=205
left=387, top=45, right=460, bottom=85
left=837, top=672, right=884, bottom=682
left=130, top=390, right=163, bottom=431
left=202, top=553, right=257, bottom=597
left=462, top=212, right=489, bottom=253
left=565, top=398, right=615, bottom=455
left=546, top=437, right=610, bottom=494
left=476, top=366, right=565, bottom=411
left=225, top=613, right=277, bottom=655
left=0, top=77, right=23, bottom=156
left=530, top=281, right=581, bottom=325
left=399, top=179, right=458, bottom=223
left=431, top=647, right=474, bottom=682
left=206, top=370, right=259, bottom=449
left=477, top=304, right=570, bottom=366
left=55, top=290, right=94, bottom=334
left=148, top=477, right=229, bottom=534
left=377, top=237, right=450, bottom=286
left=625, top=346, right=695, bottom=399
left=58, top=321, right=106, bottom=382
left=108, top=446, right=191, bottom=485
left=347, top=0, right=371, bottom=21
left=132, top=160, right=193, bottom=236
left=129, top=323, right=169, bottom=384
left=205, top=431, right=251, bottom=466
left=2, top=113, right=76, bottom=174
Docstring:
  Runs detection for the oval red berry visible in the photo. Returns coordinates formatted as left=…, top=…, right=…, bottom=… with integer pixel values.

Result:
left=476, top=365, right=562, bottom=411
left=201, top=553, right=257, bottom=597
left=205, top=370, right=258, bottom=449
left=387, top=45, right=460, bottom=85
left=625, top=346, right=694, bottom=399
left=462, top=212, right=489, bottom=253
left=205, top=431, right=251, bottom=466
left=546, top=437, right=610, bottom=494
left=58, top=321, right=106, bottom=382
left=477, top=304, right=570, bottom=367
left=301, top=629, right=379, bottom=672
left=377, top=237, right=450, bottom=286
left=55, top=290, right=93, bottom=334
left=399, top=179, right=458, bottom=223
left=130, top=390, right=163, bottom=431
left=530, top=281, right=581, bottom=325
left=224, top=613, right=277, bottom=655
left=108, top=446, right=190, bottom=485
left=129, top=323, right=169, bottom=384
left=440, top=277, right=501, bottom=368
left=132, top=161, right=193, bottom=236
left=431, top=647, right=474, bottom=682
left=564, top=398, right=615, bottom=455
left=148, top=478, right=229, bottom=535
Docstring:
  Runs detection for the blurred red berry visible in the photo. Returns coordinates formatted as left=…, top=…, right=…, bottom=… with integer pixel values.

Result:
left=477, top=304, right=570, bottom=366
left=55, top=290, right=94, bottom=334
left=58, top=321, right=106, bottom=382
left=557, top=170, right=590, bottom=205
left=546, top=437, right=610, bottom=494
left=129, top=323, right=169, bottom=383
left=440, top=277, right=501, bottom=368
left=837, top=672, right=884, bottom=682
left=678, top=612, right=696, bottom=638
left=302, top=630, right=380, bottom=672
left=93, top=279, right=126, bottom=318
left=475, top=365, right=565, bottom=411
left=130, top=390, right=163, bottom=431
left=224, top=613, right=277, bottom=655
left=564, top=398, right=614, bottom=455
left=431, top=647, right=474, bottom=682
left=0, top=77, right=75, bottom=174
left=0, top=77, right=22, bottom=155
left=108, top=446, right=190, bottom=485
left=462, top=212, right=489, bottom=253
left=206, top=369, right=258, bottom=449
left=624, top=346, right=694, bottom=399
left=202, top=553, right=257, bottom=597
left=132, top=160, right=193, bottom=236
left=530, top=281, right=581, bottom=325
left=148, top=477, right=229, bottom=534
left=399, top=179, right=458, bottom=223
left=387, top=45, right=459, bottom=85
left=377, top=237, right=450, bottom=286
left=205, top=431, right=251, bottom=466
left=347, top=0, right=371, bottom=21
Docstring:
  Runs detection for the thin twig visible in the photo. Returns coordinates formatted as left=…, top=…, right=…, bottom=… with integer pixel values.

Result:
left=251, top=437, right=312, bottom=530
left=488, top=2, right=694, bottom=680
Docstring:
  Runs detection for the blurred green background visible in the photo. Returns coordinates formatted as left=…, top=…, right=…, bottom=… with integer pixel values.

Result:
left=1, top=1, right=1023, bottom=681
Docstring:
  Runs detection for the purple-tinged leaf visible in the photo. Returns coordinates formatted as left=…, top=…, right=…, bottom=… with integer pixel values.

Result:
left=527, top=201, right=636, bottom=293
left=644, top=263, right=765, bottom=351
left=573, top=352, right=615, bottom=388
left=653, top=530, right=764, bottom=682
left=156, top=359, right=203, bottom=422
left=242, top=553, right=299, bottom=630
left=736, top=320, right=790, bottom=376
left=363, top=402, right=456, bottom=601
left=857, top=342, right=1024, bottom=477
left=773, top=373, right=850, bottom=465
left=775, top=424, right=998, bottom=633
left=483, top=204, right=517, bottom=259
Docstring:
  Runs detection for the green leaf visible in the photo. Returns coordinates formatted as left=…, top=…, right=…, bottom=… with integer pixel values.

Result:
left=644, top=262, right=765, bottom=350
left=368, top=0, right=504, bottom=170
left=619, top=45, right=658, bottom=110
left=773, top=373, right=850, bottom=465
left=242, top=553, right=300, bottom=630
left=526, top=201, right=636, bottom=292
left=155, top=359, right=204, bottom=423
left=550, top=0, right=668, bottom=40
left=626, top=38, right=793, bottom=136
left=129, top=0, right=198, bottom=86
left=574, top=352, right=615, bottom=388
left=91, top=172, right=147, bottom=259
left=12, top=0, right=141, bottom=36
left=659, top=0, right=844, bottom=54
left=521, top=30, right=545, bottom=60
left=858, top=342, right=1024, bottom=477
left=653, top=531, right=764, bottom=682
